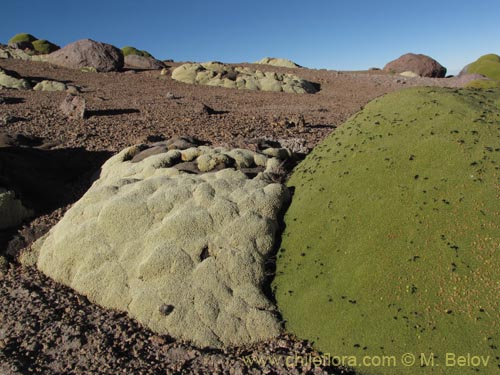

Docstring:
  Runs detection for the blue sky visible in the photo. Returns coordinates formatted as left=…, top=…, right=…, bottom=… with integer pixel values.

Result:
left=1, top=0, right=499, bottom=74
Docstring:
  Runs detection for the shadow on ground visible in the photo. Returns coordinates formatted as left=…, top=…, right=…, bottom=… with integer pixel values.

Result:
left=0, top=138, right=111, bottom=255
left=86, top=108, right=140, bottom=117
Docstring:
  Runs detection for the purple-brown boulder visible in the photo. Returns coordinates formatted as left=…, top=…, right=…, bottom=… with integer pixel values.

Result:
left=383, top=53, right=447, bottom=78
left=47, top=39, right=124, bottom=72
left=124, top=54, right=165, bottom=70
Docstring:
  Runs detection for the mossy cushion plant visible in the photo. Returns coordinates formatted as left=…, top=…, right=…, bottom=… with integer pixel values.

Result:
left=31, top=39, right=59, bottom=54
left=465, top=79, right=500, bottom=89
left=8, top=33, right=37, bottom=44
left=465, top=54, right=500, bottom=81
left=121, top=46, right=153, bottom=58
left=273, top=87, right=500, bottom=374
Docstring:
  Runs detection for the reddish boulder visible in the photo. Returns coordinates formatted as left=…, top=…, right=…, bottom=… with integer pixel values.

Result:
left=47, top=39, right=124, bottom=72
left=383, top=53, right=447, bottom=78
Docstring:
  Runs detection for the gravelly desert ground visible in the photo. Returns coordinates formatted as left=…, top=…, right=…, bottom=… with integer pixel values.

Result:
left=0, top=58, right=475, bottom=375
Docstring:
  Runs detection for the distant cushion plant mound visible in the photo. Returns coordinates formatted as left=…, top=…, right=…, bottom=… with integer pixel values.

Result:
left=254, top=57, right=302, bottom=68
left=462, top=54, right=500, bottom=81
left=31, top=39, right=59, bottom=54
left=273, top=87, right=500, bottom=375
left=172, top=62, right=318, bottom=94
left=8, top=33, right=37, bottom=44
left=121, top=46, right=153, bottom=58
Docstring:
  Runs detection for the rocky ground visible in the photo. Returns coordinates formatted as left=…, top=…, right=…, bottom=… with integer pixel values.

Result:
left=0, top=58, right=478, bottom=374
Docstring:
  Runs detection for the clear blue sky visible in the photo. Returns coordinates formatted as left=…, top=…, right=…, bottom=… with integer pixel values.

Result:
left=1, top=0, right=499, bottom=74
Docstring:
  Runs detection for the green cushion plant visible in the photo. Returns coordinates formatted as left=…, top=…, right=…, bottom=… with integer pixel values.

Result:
left=465, top=54, right=500, bottom=81
left=273, top=87, right=500, bottom=375
left=8, top=33, right=37, bottom=44
left=31, top=39, right=59, bottom=54
left=121, top=46, right=153, bottom=58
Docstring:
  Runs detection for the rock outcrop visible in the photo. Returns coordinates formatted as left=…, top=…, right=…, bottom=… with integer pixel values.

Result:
left=172, top=62, right=318, bottom=94
left=47, top=39, right=124, bottom=72
left=25, top=143, right=294, bottom=348
left=384, top=53, right=447, bottom=77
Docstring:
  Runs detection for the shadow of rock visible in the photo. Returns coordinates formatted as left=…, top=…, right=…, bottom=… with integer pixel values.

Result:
left=85, top=108, right=140, bottom=117
left=1, top=97, right=25, bottom=104
left=307, top=123, right=337, bottom=129
left=26, top=76, right=74, bottom=85
left=0, top=137, right=111, bottom=254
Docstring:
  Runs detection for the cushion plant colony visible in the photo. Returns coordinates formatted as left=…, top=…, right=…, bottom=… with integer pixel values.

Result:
left=273, top=87, right=500, bottom=375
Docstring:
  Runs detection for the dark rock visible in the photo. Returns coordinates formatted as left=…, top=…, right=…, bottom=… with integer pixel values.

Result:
left=8, top=41, right=34, bottom=51
left=60, top=94, right=86, bottom=120
left=47, top=39, right=124, bottom=72
left=165, top=136, right=207, bottom=150
left=383, top=53, right=447, bottom=78
left=193, top=103, right=216, bottom=115
left=130, top=145, right=169, bottom=163
left=173, top=161, right=200, bottom=174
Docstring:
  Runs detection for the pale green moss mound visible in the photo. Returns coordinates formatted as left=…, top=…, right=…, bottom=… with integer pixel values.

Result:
left=254, top=57, right=301, bottom=68
left=273, top=87, right=500, bottom=375
left=464, top=54, right=500, bottom=81
left=172, top=62, right=318, bottom=94
left=0, top=187, right=33, bottom=229
left=27, top=145, right=291, bottom=348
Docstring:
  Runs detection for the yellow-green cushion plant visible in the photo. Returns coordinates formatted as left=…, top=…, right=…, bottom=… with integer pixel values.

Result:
left=121, top=46, right=153, bottom=58
left=465, top=54, right=500, bottom=81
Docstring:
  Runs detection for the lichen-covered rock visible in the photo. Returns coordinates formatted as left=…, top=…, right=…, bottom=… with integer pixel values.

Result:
left=384, top=53, right=447, bottom=77
left=0, top=187, right=33, bottom=229
left=47, top=39, right=124, bottom=72
left=172, top=62, right=318, bottom=94
left=33, top=80, right=67, bottom=92
left=254, top=57, right=301, bottom=68
left=124, top=54, right=165, bottom=70
left=273, top=87, right=500, bottom=375
left=0, top=68, right=31, bottom=90
left=27, top=144, right=291, bottom=348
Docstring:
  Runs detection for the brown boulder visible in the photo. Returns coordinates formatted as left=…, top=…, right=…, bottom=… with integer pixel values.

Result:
left=47, top=39, right=124, bottom=72
left=383, top=53, right=447, bottom=78
left=124, top=54, right=165, bottom=70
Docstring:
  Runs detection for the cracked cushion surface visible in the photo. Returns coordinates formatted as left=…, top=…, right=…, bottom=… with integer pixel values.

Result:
left=30, top=145, right=290, bottom=348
